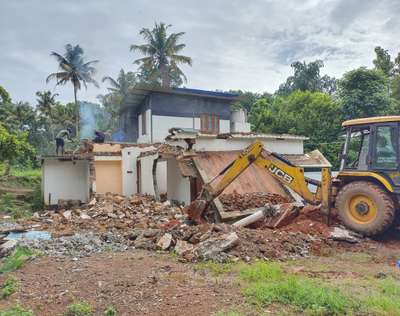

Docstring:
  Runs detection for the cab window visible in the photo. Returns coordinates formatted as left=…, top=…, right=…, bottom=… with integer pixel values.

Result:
left=344, top=127, right=370, bottom=170
left=372, top=125, right=398, bottom=169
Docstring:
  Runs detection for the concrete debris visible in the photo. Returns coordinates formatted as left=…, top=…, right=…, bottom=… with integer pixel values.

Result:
left=174, top=240, right=194, bottom=256
left=157, top=233, right=173, bottom=250
left=194, top=232, right=239, bottom=262
left=219, top=192, right=290, bottom=212
left=0, top=239, right=17, bottom=257
left=330, top=227, right=362, bottom=243
left=14, top=193, right=366, bottom=262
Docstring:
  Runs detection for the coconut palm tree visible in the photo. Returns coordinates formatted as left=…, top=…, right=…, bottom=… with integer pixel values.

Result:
left=130, top=23, right=192, bottom=88
left=46, top=44, right=99, bottom=137
left=102, top=69, right=137, bottom=98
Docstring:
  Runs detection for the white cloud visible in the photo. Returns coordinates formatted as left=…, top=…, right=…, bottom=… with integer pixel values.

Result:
left=0, top=0, right=399, bottom=104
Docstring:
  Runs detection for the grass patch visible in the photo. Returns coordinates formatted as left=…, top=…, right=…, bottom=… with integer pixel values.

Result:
left=239, top=262, right=354, bottom=315
left=213, top=309, right=243, bottom=316
left=1, top=276, right=20, bottom=298
left=103, top=306, right=117, bottom=316
left=64, top=300, right=93, bottom=316
left=0, top=246, right=34, bottom=274
left=0, top=303, right=33, bottom=316
left=194, top=261, right=236, bottom=276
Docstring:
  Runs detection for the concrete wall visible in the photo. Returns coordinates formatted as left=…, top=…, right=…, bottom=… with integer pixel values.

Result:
left=43, top=159, right=90, bottom=205
left=190, top=138, right=304, bottom=154
left=94, top=159, right=123, bottom=195
left=166, top=158, right=191, bottom=205
left=150, top=92, right=232, bottom=120
left=138, top=154, right=167, bottom=196
left=137, top=109, right=152, bottom=143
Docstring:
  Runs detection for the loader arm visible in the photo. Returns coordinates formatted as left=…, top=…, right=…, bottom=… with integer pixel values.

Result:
left=185, top=141, right=331, bottom=223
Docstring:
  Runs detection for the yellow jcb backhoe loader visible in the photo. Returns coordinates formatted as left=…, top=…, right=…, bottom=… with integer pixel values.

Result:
left=186, top=116, right=400, bottom=236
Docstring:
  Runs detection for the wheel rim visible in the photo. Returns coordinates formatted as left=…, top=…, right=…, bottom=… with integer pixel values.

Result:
left=347, top=194, right=377, bottom=224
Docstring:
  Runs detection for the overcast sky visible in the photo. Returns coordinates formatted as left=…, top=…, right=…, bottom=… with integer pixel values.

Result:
left=1, top=0, right=399, bottom=105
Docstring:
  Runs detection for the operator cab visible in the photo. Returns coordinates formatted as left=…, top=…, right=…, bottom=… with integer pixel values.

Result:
left=340, top=116, right=400, bottom=186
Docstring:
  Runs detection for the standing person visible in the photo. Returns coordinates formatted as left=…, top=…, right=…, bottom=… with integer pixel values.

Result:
left=93, top=130, right=105, bottom=143
left=55, top=128, right=72, bottom=155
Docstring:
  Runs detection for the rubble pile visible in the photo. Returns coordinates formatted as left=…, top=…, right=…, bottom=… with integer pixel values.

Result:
left=11, top=193, right=363, bottom=262
left=219, top=192, right=290, bottom=212
left=33, top=193, right=184, bottom=234
left=19, top=231, right=130, bottom=258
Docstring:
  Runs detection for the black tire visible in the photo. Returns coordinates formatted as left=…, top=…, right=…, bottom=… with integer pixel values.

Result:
left=336, top=181, right=395, bottom=236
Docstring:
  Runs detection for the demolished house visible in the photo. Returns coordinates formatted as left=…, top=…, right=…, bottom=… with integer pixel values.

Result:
left=41, top=87, right=330, bottom=214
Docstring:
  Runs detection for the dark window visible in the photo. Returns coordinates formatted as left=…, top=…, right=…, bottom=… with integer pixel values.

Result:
left=200, top=113, right=220, bottom=133
left=344, top=127, right=370, bottom=170
left=141, top=111, right=146, bottom=135
left=373, top=125, right=398, bottom=169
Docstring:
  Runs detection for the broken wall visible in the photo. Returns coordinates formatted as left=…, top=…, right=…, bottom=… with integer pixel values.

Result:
left=137, top=154, right=167, bottom=196
left=42, top=159, right=90, bottom=205
left=167, top=159, right=191, bottom=205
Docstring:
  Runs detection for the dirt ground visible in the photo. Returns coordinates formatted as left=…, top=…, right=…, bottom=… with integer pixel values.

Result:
left=1, top=240, right=400, bottom=316
left=0, top=250, right=244, bottom=316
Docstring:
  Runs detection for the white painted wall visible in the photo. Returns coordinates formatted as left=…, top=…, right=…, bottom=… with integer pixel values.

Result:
left=138, top=154, right=167, bottom=195
left=138, top=109, right=152, bottom=143
left=43, top=159, right=90, bottom=205
left=167, top=158, right=191, bottom=205
left=220, top=119, right=230, bottom=133
left=189, top=138, right=304, bottom=154
left=122, top=147, right=141, bottom=196
left=152, top=115, right=196, bottom=143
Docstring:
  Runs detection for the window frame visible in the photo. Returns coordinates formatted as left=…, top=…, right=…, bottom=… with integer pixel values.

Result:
left=371, top=123, right=399, bottom=171
left=200, top=113, right=220, bottom=134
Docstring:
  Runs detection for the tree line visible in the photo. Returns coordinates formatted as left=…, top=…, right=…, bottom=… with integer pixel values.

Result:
left=1, top=21, right=399, bottom=173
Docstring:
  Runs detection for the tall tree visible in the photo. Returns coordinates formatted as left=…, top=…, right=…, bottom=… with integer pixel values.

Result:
left=373, top=46, right=394, bottom=77
left=36, top=90, right=58, bottom=121
left=46, top=44, right=99, bottom=137
left=0, top=86, right=11, bottom=103
left=100, top=69, right=137, bottom=128
left=338, top=67, right=390, bottom=119
left=277, top=60, right=337, bottom=96
left=130, top=22, right=192, bottom=88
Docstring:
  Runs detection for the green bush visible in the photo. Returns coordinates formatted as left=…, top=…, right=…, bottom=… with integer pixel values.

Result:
left=64, top=301, right=93, bottom=316
left=0, top=304, right=33, bottom=316
left=1, top=276, right=20, bottom=298
left=0, top=246, right=34, bottom=273
left=239, top=262, right=353, bottom=315
left=103, top=306, right=117, bottom=316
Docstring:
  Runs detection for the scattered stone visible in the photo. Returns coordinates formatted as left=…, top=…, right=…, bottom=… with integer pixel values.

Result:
left=0, top=239, right=17, bottom=257
left=62, top=210, right=72, bottom=220
left=157, top=233, right=173, bottom=250
left=195, top=232, right=239, bottom=261
left=330, top=227, right=361, bottom=243
left=174, top=240, right=194, bottom=256
left=80, top=213, right=91, bottom=220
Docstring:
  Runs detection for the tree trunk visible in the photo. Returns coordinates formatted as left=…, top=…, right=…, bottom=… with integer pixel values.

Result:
left=74, top=85, right=79, bottom=139
left=3, top=160, right=11, bottom=177
left=160, top=64, right=170, bottom=88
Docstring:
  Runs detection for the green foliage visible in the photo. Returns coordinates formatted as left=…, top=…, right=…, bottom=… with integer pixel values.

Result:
left=373, top=46, right=394, bottom=77
left=338, top=67, right=390, bottom=119
left=0, top=246, right=34, bottom=273
left=0, top=86, right=11, bottom=104
left=103, top=306, right=117, bottom=316
left=249, top=91, right=343, bottom=168
left=363, top=277, right=400, bottom=315
left=131, top=22, right=192, bottom=88
left=277, top=60, right=336, bottom=96
left=0, top=304, right=33, bottom=316
left=194, top=261, right=235, bottom=276
left=239, top=262, right=353, bottom=315
left=64, top=301, right=93, bottom=316
left=1, top=276, right=20, bottom=298
left=0, top=123, right=35, bottom=168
